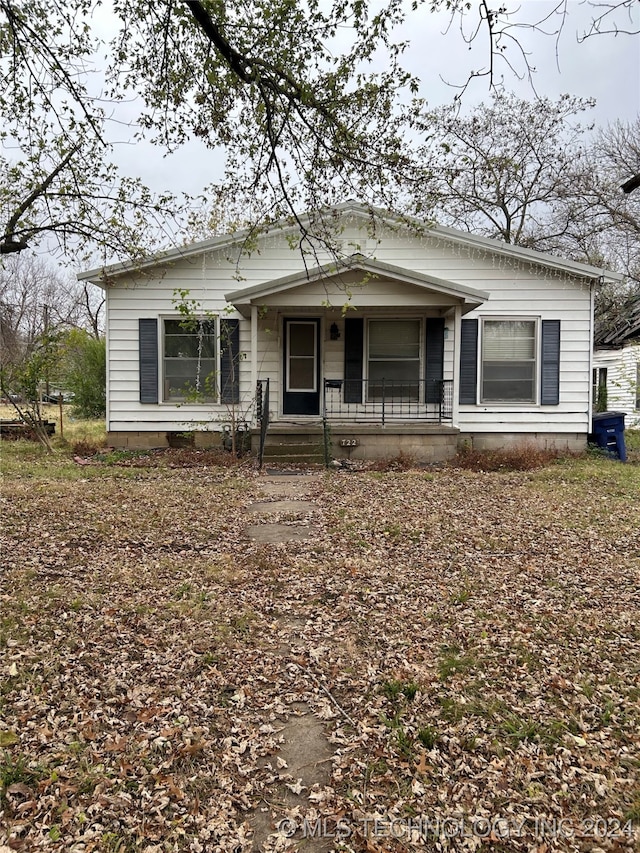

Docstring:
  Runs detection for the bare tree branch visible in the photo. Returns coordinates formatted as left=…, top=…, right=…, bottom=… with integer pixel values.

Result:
left=1, top=144, right=80, bottom=252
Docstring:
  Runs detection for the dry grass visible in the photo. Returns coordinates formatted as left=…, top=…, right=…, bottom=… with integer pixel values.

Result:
left=0, top=402, right=107, bottom=450
left=452, top=441, right=572, bottom=471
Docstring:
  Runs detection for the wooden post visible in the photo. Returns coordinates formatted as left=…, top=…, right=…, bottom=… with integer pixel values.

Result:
left=58, top=394, right=64, bottom=438
left=43, top=304, right=50, bottom=398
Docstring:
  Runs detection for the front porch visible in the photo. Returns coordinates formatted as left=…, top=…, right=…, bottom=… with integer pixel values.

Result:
left=255, top=377, right=454, bottom=425
left=226, top=252, right=489, bottom=442
left=254, top=378, right=459, bottom=464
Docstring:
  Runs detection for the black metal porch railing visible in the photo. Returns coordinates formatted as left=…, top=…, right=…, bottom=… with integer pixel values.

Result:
left=256, top=378, right=270, bottom=469
left=323, top=379, right=453, bottom=425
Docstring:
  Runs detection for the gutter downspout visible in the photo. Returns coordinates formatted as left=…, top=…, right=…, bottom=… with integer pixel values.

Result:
left=105, top=289, right=111, bottom=435
left=588, top=277, right=603, bottom=428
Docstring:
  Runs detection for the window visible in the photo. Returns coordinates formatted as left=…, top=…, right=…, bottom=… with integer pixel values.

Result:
left=592, top=367, right=608, bottom=412
left=636, top=362, right=640, bottom=410
left=481, top=319, right=537, bottom=403
left=163, top=318, right=217, bottom=402
left=368, top=319, right=420, bottom=400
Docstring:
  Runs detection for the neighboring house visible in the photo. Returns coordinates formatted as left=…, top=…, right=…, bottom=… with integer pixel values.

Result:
left=79, top=203, right=621, bottom=461
left=592, top=300, right=640, bottom=429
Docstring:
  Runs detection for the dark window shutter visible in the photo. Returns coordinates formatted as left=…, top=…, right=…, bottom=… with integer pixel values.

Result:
left=459, top=318, right=478, bottom=405
left=425, top=317, right=445, bottom=403
left=220, top=318, right=240, bottom=404
left=541, top=319, right=560, bottom=405
left=139, top=318, right=158, bottom=403
left=344, top=317, right=364, bottom=403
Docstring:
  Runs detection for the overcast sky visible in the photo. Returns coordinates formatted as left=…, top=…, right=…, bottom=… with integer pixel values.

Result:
left=109, top=1, right=640, bottom=201
left=405, top=0, right=639, bottom=115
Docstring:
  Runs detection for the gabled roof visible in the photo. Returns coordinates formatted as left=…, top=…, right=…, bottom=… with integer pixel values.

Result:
left=224, top=254, right=489, bottom=313
left=596, top=297, right=640, bottom=347
left=78, top=201, right=622, bottom=286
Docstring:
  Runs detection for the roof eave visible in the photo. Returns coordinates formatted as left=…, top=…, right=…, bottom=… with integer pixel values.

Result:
left=78, top=200, right=623, bottom=286
left=225, top=255, right=490, bottom=307
left=77, top=231, right=243, bottom=286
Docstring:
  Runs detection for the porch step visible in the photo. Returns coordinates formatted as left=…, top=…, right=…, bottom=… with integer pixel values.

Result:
left=262, top=440, right=325, bottom=463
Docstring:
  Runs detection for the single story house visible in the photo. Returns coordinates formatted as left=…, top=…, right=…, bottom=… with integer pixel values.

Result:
left=592, top=300, right=640, bottom=428
left=79, top=203, right=621, bottom=462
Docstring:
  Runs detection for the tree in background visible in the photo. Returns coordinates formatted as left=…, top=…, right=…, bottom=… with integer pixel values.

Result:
left=0, top=254, right=103, bottom=367
left=415, top=92, right=596, bottom=246
left=0, top=329, right=61, bottom=449
left=0, top=0, right=423, bottom=264
left=545, top=118, right=640, bottom=286
left=0, top=325, right=106, bottom=451
left=1, top=255, right=106, bottom=448
left=530, top=116, right=639, bottom=340
left=58, top=329, right=106, bottom=419
left=414, top=95, right=640, bottom=337
left=0, top=137, right=187, bottom=265
left=0, top=2, right=186, bottom=263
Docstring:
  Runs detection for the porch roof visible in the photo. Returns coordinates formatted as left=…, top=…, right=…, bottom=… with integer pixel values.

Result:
left=225, top=254, right=489, bottom=315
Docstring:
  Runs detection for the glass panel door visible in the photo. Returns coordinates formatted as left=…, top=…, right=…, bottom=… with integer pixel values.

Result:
left=283, top=319, right=321, bottom=415
left=287, top=321, right=317, bottom=391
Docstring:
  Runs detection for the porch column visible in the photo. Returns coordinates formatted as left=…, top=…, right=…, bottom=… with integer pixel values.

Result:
left=250, top=304, right=258, bottom=392
left=452, top=303, right=462, bottom=427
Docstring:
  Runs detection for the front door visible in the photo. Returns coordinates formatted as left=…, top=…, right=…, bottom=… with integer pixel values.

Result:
left=283, top=318, right=321, bottom=416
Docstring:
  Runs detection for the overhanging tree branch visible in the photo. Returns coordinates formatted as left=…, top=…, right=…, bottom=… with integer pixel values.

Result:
left=1, top=0, right=637, bottom=269
left=1, top=144, right=81, bottom=253
left=621, top=174, right=640, bottom=194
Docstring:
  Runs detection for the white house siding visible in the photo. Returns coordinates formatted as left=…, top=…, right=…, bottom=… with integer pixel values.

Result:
left=104, top=233, right=338, bottom=432
left=446, top=256, right=592, bottom=437
left=593, top=343, right=640, bottom=428
left=98, top=214, right=595, bottom=441
left=105, top=256, right=253, bottom=433
left=103, top=229, right=459, bottom=432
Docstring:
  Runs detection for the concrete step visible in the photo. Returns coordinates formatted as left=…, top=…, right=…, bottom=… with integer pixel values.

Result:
left=263, top=441, right=324, bottom=455
left=263, top=451, right=325, bottom=464
left=262, top=435, right=326, bottom=463
left=263, top=432, right=323, bottom=443
left=262, top=455, right=325, bottom=464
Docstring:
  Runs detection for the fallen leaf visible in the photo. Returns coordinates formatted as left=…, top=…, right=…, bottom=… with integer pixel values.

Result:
left=0, top=730, right=19, bottom=746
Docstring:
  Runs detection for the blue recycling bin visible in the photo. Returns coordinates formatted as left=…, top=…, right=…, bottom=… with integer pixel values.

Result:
left=590, top=411, right=627, bottom=462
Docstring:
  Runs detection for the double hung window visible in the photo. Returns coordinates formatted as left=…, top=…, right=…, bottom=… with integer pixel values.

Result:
left=163, top=318, right=217, bottom=402
left=481, top=319, right=537, bottom=403
left=367, top=319, right=421, bottom=401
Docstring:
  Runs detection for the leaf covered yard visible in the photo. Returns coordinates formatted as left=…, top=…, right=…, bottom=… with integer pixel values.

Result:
left=0, top=447, right=639, bottom=853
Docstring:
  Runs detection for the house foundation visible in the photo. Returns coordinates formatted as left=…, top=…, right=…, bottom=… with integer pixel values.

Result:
left=255, top=423, right=460, bottom=464
left=459, top=432, right=587, bottom=453
left=106, top=427, right=587, bottom=460
left=106, top=430, right=222, bottom=450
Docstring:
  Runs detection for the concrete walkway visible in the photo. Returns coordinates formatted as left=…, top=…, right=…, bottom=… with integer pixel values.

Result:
left=244, top=473, right=323, bottom=545
left=244, top=471, right=336, bottom=852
